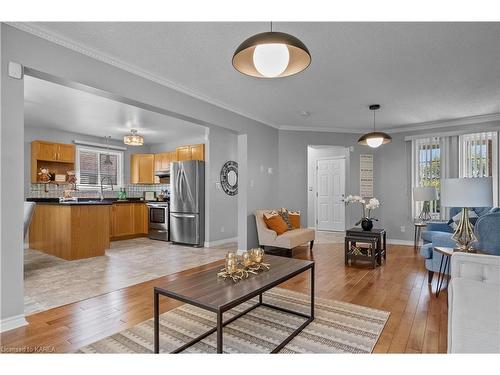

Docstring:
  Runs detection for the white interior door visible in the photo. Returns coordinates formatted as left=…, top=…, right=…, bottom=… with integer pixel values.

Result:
left=316, top=158, right=346, bottom=231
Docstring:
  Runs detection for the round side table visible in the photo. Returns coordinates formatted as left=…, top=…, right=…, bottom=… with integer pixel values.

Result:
left=413, top=222, right=427, bottom=253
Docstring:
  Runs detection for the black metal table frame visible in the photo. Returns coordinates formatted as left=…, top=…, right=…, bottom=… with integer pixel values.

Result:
left=435, top=253, right=451, bottom=297
left=153, top=262, right=314, bottom=354
left=344, top=230, right=386, bottom=268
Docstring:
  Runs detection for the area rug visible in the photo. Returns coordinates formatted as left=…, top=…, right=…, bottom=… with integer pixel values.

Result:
left=78, top=288, right=390, bottom=354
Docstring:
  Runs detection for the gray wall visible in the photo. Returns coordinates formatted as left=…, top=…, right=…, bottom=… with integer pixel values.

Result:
left=24, top=126, right=151, bottom=196
left=278, top=130, right=367, bottom=231
left=307, top=146, right=349, bottom=228
left=0, top=23, right=277, bottom=325
left=374, top=121, right=500, bottom=241
left=1, top=26, right=26, bottom=327
left=149, top=130, right=208, bottom=153
left=206, top=126, right=238, bottom=242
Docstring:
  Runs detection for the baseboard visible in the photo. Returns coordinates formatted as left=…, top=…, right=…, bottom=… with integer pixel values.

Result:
left=204, top=236, right=238, bottom=248
left=0, top=314, right=28, bottom=333
left=387, top=238, right=414, bottom=246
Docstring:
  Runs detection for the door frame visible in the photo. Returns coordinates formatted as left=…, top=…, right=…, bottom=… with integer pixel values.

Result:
left=314, top=156, right=347, bottom=232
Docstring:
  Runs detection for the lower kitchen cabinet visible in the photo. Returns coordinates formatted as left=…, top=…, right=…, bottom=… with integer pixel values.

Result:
left=110, top=203, right=148, bottom=240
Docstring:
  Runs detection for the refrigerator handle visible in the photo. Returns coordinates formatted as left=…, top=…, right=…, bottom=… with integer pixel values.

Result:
left=171, top=213, right=196, bottom=218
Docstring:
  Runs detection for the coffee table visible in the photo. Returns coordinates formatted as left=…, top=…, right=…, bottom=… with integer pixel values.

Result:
left=153, top=255, right=314, bottom=353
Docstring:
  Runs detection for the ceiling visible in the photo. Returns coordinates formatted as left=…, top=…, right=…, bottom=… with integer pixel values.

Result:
left=19, top=22, right=500, bottom=132
left=24, top=75, right=207, bottom=145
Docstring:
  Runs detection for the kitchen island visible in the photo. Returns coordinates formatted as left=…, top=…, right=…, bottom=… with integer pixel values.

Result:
left=29, top=201, right=112, bottom=260
left=28, top=199, right=150, bottom=260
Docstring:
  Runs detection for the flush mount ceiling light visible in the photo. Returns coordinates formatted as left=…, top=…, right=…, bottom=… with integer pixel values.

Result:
left=357, top=104, right=392, bottom=148
left=124, top=129, right=144, bottom=146
left=232, top=22, right=311, bottom=78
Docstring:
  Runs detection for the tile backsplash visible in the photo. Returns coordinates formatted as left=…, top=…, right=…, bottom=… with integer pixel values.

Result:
left=28, top=183, right=170, bottom=199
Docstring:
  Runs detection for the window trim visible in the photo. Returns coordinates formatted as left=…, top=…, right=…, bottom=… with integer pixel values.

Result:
left=75, top=146, right=124, bottom=190
left=459, top=131, right=498, bottom=206
left=411, top=136, right=442, bottom=219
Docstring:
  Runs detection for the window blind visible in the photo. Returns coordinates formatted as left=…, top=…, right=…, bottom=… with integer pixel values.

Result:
left=412, top=137, right=441, bottom=218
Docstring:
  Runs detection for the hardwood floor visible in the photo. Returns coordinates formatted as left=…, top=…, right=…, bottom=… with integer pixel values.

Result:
left=0, top=241, right=448, bottom=353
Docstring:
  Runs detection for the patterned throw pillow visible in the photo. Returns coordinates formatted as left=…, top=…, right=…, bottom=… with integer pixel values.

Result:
left=263, top=211, right=289, bottom=235
left=288, top=210, right=301, bottom=229
left=278, top=208, right=294, bottom=230
left=448, top=209, right=478, bottom=230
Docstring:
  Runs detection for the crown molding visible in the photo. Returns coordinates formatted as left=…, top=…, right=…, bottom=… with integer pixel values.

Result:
left=384, top=113, right=500, bottom=133
left=278, top=125, right=363, bottom=134
left=7, top=22, right=280, bottom=130
left=279, top=113, right=500, bottom=134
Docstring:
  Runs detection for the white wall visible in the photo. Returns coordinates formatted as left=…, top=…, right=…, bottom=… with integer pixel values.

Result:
left=307, top=146, right=349, bottom=228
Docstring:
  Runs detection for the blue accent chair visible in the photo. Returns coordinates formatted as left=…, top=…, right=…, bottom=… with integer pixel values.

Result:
left=420, top=207, right=500, bottom=283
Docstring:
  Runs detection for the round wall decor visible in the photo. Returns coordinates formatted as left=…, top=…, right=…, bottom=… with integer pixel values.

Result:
left=220, top=161, right=238, bottom=196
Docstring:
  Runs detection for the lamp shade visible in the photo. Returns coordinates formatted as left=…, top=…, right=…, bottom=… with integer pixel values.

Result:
left=413, top=186, right=437, bottom=201
left=440, top=178, right=493, bottom=207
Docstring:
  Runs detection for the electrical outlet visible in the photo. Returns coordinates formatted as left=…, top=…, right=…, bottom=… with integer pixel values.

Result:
left=400, top=225, right=406, bottom=233
left=260, top=165, right=264, bottom=172
left=268, top=167, right=273, bottom=174
left=215, top=182, right=221, bottom=190
left=220, top=226, right=225, bottom=233
left=250, top=179, right=254, bottom=187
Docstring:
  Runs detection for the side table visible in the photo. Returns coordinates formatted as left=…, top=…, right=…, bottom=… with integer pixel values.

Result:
left=345, top=228, right=386, bottom=269
left=433, top=246, right=486, bottom=297
left=413, top=222, right=427, bottom=253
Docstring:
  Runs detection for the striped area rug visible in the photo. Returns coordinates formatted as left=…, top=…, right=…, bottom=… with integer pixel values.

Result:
left=78, top=288, right=389, bottom=354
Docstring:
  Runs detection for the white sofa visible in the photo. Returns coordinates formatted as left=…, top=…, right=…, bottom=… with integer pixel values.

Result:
left=254, top=209, right=315, bottom=252
left=448, top=252, right=500, bottom=353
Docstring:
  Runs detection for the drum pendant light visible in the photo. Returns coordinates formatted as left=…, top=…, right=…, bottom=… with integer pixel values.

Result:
left=358, top=105, right=392, bottom=148
left=232, top=22, right=311, bottom=78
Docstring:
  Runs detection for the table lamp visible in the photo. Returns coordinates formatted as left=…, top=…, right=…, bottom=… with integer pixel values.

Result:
left=440, top=177, right=493, bottom=251
left=413, top=186, right=438, bottom=222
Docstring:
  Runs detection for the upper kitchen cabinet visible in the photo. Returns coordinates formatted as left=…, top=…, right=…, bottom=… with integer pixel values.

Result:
left=154, top=152, right=172, bottom=171
left=175, top=144, right=205, bottom=161
left=31, top=141, right=76, bottom=183
left=32, top=141, right=75, bottom=163
left=130, top=153, right=155, bottom=184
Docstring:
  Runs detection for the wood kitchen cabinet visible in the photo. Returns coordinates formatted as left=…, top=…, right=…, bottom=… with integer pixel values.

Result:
left=110, top=203, right=148, bottom=240
left=130, top=154, right=155, bottom=184
left=31, top=141, right=75, bottom=183
left=32, top=141, right=75, bottom=163
left=175, top=144, right=205, bottom=161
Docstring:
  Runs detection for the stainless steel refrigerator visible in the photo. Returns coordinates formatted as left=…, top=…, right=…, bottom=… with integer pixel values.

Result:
left=169, top=160, right=205, bottom=246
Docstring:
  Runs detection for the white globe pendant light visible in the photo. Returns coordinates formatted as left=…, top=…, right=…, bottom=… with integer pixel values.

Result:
left=357, top=105, right=392, bottom=148
left=233, top=22, right=310, bottom=78
left=253, top=43, right=290, bottom=77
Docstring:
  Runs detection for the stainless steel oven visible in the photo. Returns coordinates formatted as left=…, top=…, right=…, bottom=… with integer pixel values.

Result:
left=147, top=202, right=169, bottom=241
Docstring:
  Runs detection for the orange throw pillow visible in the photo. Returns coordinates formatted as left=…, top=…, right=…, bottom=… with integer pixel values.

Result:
left=263, top=213, right=289, bottom=235
left=288, top=211, right=301, bottom=229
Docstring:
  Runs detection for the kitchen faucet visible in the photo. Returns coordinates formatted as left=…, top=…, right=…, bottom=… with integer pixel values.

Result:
left=99, top=176, right=114, bottom=201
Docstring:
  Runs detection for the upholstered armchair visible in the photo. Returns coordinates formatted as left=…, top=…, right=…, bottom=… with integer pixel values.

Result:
left=448, top=252, right=500, bottom=353
left=420, top=207, right=500, bottom=283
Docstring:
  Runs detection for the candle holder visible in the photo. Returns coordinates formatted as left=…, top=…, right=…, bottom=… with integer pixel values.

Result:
left=217, top=249, right=271, bottom=283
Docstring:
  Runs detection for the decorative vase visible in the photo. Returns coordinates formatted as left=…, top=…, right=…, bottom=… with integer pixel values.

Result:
left=361, top=218, right=373, bottom=231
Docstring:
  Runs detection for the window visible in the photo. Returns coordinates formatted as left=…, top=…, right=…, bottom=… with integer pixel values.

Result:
left=459, top=132, right=497, bottom=178
left=412, top=137, right=441, bottom=218
left=76, top=146, right=123, bottom=189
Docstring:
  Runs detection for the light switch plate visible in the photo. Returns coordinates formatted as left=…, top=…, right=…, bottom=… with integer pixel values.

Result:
left=8, top=62, right=23, bottom=79
left=215, top=182, right=221, bottom=190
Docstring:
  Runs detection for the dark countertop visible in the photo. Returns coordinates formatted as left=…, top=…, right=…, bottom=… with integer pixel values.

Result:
left=26, top=198, right=168, bottom=205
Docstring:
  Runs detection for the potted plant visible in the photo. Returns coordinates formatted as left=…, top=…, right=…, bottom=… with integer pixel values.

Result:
left=344, top=195, right=380, bottom=231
